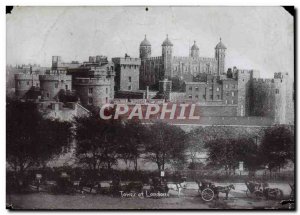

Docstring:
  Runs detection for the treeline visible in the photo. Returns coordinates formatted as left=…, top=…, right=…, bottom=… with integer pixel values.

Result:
left=7, top=99, right=294, bottom=186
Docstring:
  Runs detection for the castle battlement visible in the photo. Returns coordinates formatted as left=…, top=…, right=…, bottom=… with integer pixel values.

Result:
left=15, top=73, right=39, bottom=80
left=252, top=78, right=274, bottom=83
left=147, top=56, right=162, bottom=61
left=199, top=57, right=217, bottom=62
left=173, top=56, right=190, bottom=61
left=39, top=75, right=71, bottom=81
left=73, top=77, right=111, bottom=86
left=274, top=72, right=288, bottom=79
left=238, top=69, right=253, bottom=74
left=112, top=57, right=141, bottom=65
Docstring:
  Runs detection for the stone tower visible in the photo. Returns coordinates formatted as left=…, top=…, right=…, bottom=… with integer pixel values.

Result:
left=162, top=34, right=173, bottom=78
left=273, top=72, right=294, bottom=124
left=215, top=38, right=226, bottom=75
left=139, top=35, right=151, bottom=59
left=190, top=41, right=199, bottom=58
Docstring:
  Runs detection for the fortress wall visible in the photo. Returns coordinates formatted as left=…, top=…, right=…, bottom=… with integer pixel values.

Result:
left=199, top=105, right=238, bottom=117
left=251, top=79, right=275, bottom=118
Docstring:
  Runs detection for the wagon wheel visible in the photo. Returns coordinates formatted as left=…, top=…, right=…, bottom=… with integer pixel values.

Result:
left=267, top=189, right=283, bottom=200
left=253, top=190, right=264, bottom=199
left=201, top=188, right=214, bottom=202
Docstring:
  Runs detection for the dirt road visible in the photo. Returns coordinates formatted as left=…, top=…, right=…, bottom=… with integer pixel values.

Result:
left=6, top=182, right=293, bottom=210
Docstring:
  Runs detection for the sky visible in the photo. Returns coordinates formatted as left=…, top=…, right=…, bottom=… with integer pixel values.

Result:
left=6, top=6, right=293, bottom=78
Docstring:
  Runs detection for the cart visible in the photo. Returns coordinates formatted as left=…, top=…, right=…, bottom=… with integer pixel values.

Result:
left=245, top=180, right=283, bottom=200
left=197, top=180, right=216, bottom=202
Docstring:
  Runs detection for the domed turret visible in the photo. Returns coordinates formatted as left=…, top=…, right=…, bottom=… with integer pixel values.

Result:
left=162, top=35, right=173, bottom=78
left=162, top=34, right=173, bottom=46
left=215, top=38, right=227, bottom=50
left=139, top=35, right=151, bottom=59
left=140, top=35, right=151, bottom=46
left=215, top=38, right=226, bottom=75
left=191, top=41, right=199, bottom=50
left=190, top=41, right=199, bottom=58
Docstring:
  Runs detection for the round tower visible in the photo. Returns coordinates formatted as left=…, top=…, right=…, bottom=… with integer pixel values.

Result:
left=39, top=70, right=72, bottom=100
left=15, top=73, right=40, bottom=99
left=162, top=34, right=173, bottom=78
left=139, top=35, right=151, bottom=59
left=190, top=41, right=199, bottom=58
left=215, top=38, right=227, bottom=75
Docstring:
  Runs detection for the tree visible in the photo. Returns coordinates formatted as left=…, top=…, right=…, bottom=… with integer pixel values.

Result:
left=187, top=127, right=207, bottom=164
left=6, top=99, right=72, bottom=187
left=118, top=119, right=146, bottom=171
left=144, top=122, right=187, bottom=172
left=205, top=137, right=258, bottom=175
left=171, top=76, right=185, bottom=92
left=259, top=125, right=294, bottom=172
left=73, top=114, right=122, bottom=177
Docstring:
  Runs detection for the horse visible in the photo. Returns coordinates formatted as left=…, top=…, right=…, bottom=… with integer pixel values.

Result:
left=214, top=184, right=235, bottom=200
left=168, top=181, right=187, bottom=197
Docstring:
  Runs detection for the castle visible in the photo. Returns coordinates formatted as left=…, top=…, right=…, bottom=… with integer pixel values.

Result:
left=12, top=35, right=294, bottom=125
left=139, top=35, right=225, bottom=89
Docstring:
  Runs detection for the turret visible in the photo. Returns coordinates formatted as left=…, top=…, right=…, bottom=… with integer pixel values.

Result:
left=162, top=34, right=173, bottom=78
left=139, top=35, right=151, bottom=59
left=190, top=41, right=199, bottom=58
left=215, top=38, right=226, bottom=75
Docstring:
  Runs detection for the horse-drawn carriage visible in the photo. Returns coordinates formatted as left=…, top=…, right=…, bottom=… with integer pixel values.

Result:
left=196, top=180, right=215, bottom=201
left=245, top=180, right=283, bottom=200
left=196, top=180, right=235, bottom=201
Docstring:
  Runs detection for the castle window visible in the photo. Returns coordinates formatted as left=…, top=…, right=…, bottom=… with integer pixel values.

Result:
left=195, top=95, right=199, bottom=99
left=55, top=82, right=58, bottom=88
left=188, top=95, right=192, bottom=99
left=195, top=87, right=199, bottom=91
left=65, top=85, right=68, bottom=90
left=275, top=89, right=279, bottom=94
left=106, top=87, right=108, bottom=94
left=46, top=93, right=50, bottom=98
left=27, top=81, right=30, bottom=86
left=128, top=76, right=132, bottom=82
left=217, top=95, right=220, bottom=99
left=232, top=92, right=235, bottom=97
left=88, top=97, right=93, bottom=105
left=128, top=85, right=132, bottom=90
left=89, top=88, right=93, bottom=94
left=216, top=87, right=220, bottom=92
left=36, top=83, right=39, bottom=87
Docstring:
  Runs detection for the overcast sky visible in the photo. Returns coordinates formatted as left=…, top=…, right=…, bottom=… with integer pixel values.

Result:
left=7, top=6, right=293, bottom=78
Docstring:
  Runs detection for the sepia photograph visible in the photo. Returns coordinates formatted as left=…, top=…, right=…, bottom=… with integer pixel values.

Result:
left=6, top=6, right=295, bottom=210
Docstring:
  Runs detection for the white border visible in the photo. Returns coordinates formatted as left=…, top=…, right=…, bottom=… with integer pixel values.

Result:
left=1, top=1, right=299, bottom=215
